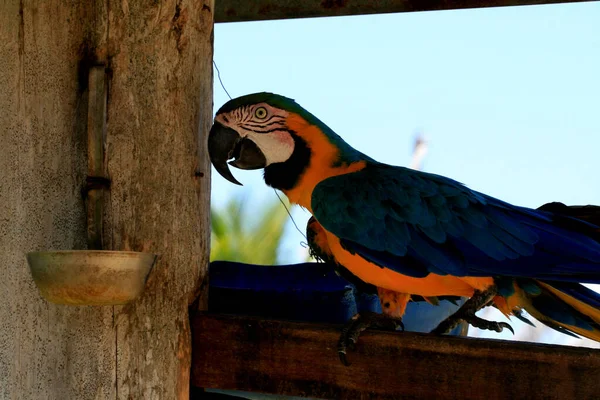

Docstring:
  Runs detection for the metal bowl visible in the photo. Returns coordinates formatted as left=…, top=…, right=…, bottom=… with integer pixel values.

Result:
left=27, top=250, right=157, bottom=305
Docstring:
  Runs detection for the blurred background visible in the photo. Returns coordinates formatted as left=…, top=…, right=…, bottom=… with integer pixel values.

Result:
left=209, top=2, right=600, bottom=347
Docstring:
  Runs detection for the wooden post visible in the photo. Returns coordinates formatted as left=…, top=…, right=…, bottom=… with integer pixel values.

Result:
left=0, top=1, right=213, bottom=398
left=0, top=1, right=115, bottom=398
left=105, top=1, right=213, bottom=398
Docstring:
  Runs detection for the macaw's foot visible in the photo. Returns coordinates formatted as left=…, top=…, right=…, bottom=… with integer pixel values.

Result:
left=462, top=314, right=514, bottom=334
left=338, top=311, right=404, bottom=366
left=431, top=286, right=513, bottom=335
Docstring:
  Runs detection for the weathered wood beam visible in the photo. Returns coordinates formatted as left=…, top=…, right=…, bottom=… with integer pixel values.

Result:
left=1, top=1, right=214, bottom=398
left=215, top=0, right=596, bottom=23
left=192, top=313, right=600, bottom=399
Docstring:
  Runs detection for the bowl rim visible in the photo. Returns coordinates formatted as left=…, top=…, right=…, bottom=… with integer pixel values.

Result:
left=27, top=250, right=157, bottom=257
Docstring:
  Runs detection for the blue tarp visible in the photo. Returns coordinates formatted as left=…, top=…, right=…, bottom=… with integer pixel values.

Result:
left=209, top=261, right=465, bottom=335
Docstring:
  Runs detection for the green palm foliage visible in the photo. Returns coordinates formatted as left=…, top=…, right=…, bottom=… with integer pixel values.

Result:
left=210, top=196, right=291, bottom=265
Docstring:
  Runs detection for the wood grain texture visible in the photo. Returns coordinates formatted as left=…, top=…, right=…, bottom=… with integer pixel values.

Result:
left=192, top=313, right=600, bottom=400
left=105, top=1, right=214, bottom=399
left=0, top=1, right=116, bottom=398
left=0, top=0, right=213, bottom=398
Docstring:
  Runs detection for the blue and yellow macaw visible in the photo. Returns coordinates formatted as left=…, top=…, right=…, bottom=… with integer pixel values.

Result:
left=208, top=92, right=600, bottom=362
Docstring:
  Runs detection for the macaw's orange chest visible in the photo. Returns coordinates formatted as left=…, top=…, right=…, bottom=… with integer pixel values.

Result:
left=322, top=228, right=494, bottom=298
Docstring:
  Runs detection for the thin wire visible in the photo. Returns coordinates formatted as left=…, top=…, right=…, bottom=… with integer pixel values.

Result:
left=213, top=60, right=232, bottom=100
left=274, top=189, right=307, bottom=241
left=213, top=60, right=306, bottom=243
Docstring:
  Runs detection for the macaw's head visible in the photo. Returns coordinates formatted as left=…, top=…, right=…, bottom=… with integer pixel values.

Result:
left=208, top=92, right=364, bottom=190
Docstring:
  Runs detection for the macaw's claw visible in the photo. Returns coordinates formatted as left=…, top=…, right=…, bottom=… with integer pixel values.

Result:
left=431, top=286, right=513, bottom=335
left=462, top=315, right=515, bottom=335
left=338, top=311, right=404, bottom=367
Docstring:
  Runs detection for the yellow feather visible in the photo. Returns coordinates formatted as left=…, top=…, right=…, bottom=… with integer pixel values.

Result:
left=537, top=281, right=600, bottom=325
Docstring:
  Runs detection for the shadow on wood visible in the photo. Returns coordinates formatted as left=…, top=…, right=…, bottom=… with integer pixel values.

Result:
left=191, top=313, right=600, bottom=399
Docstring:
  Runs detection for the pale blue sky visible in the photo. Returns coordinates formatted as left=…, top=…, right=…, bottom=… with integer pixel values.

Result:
left=212, top=2, right=599, bottom=210
left=210, top=3, right=600, bottom=345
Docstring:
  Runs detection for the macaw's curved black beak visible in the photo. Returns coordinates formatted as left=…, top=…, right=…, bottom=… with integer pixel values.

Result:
left=208, top=122, right=267, bottom=186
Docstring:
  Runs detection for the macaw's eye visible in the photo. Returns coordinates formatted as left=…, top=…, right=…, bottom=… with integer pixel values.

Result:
left=254, top=107, right=268, bottom=119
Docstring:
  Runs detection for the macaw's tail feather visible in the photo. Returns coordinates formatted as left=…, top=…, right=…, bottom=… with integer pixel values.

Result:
left=518, top=280, right=600, bottom=342
left=538, top=202, right=600, bottom=229
left=516, top=203, right=600, bottom=341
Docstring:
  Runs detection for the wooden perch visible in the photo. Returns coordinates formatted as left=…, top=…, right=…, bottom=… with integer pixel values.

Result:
left=192, top=313, right=600, bottom=399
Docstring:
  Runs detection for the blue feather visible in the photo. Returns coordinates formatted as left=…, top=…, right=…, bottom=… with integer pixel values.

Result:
left=538, top=321, right=581, bottom=338
left=418, top=222, right=447, bottom=244
left=340, top=239, right=429, bottom=278
left=409, top=234, right=464, bottom=275
left=530, top=291, right=595, bottom=331
left=545, top=281, right=600, bottom=309
left=517, top=279, right=542, bottom=296
left=312, top=162, right=600, bottom=282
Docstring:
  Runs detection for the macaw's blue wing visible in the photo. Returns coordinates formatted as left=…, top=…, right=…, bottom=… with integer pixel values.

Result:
left=311, top=163, right=600, bottom=282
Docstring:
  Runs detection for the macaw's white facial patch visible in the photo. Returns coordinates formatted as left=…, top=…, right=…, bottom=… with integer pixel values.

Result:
left=214, top=114, right=229, bottom=127
left=247, top=130, right=295, bottom=165
left=213, top=103, right=294, bottom=165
